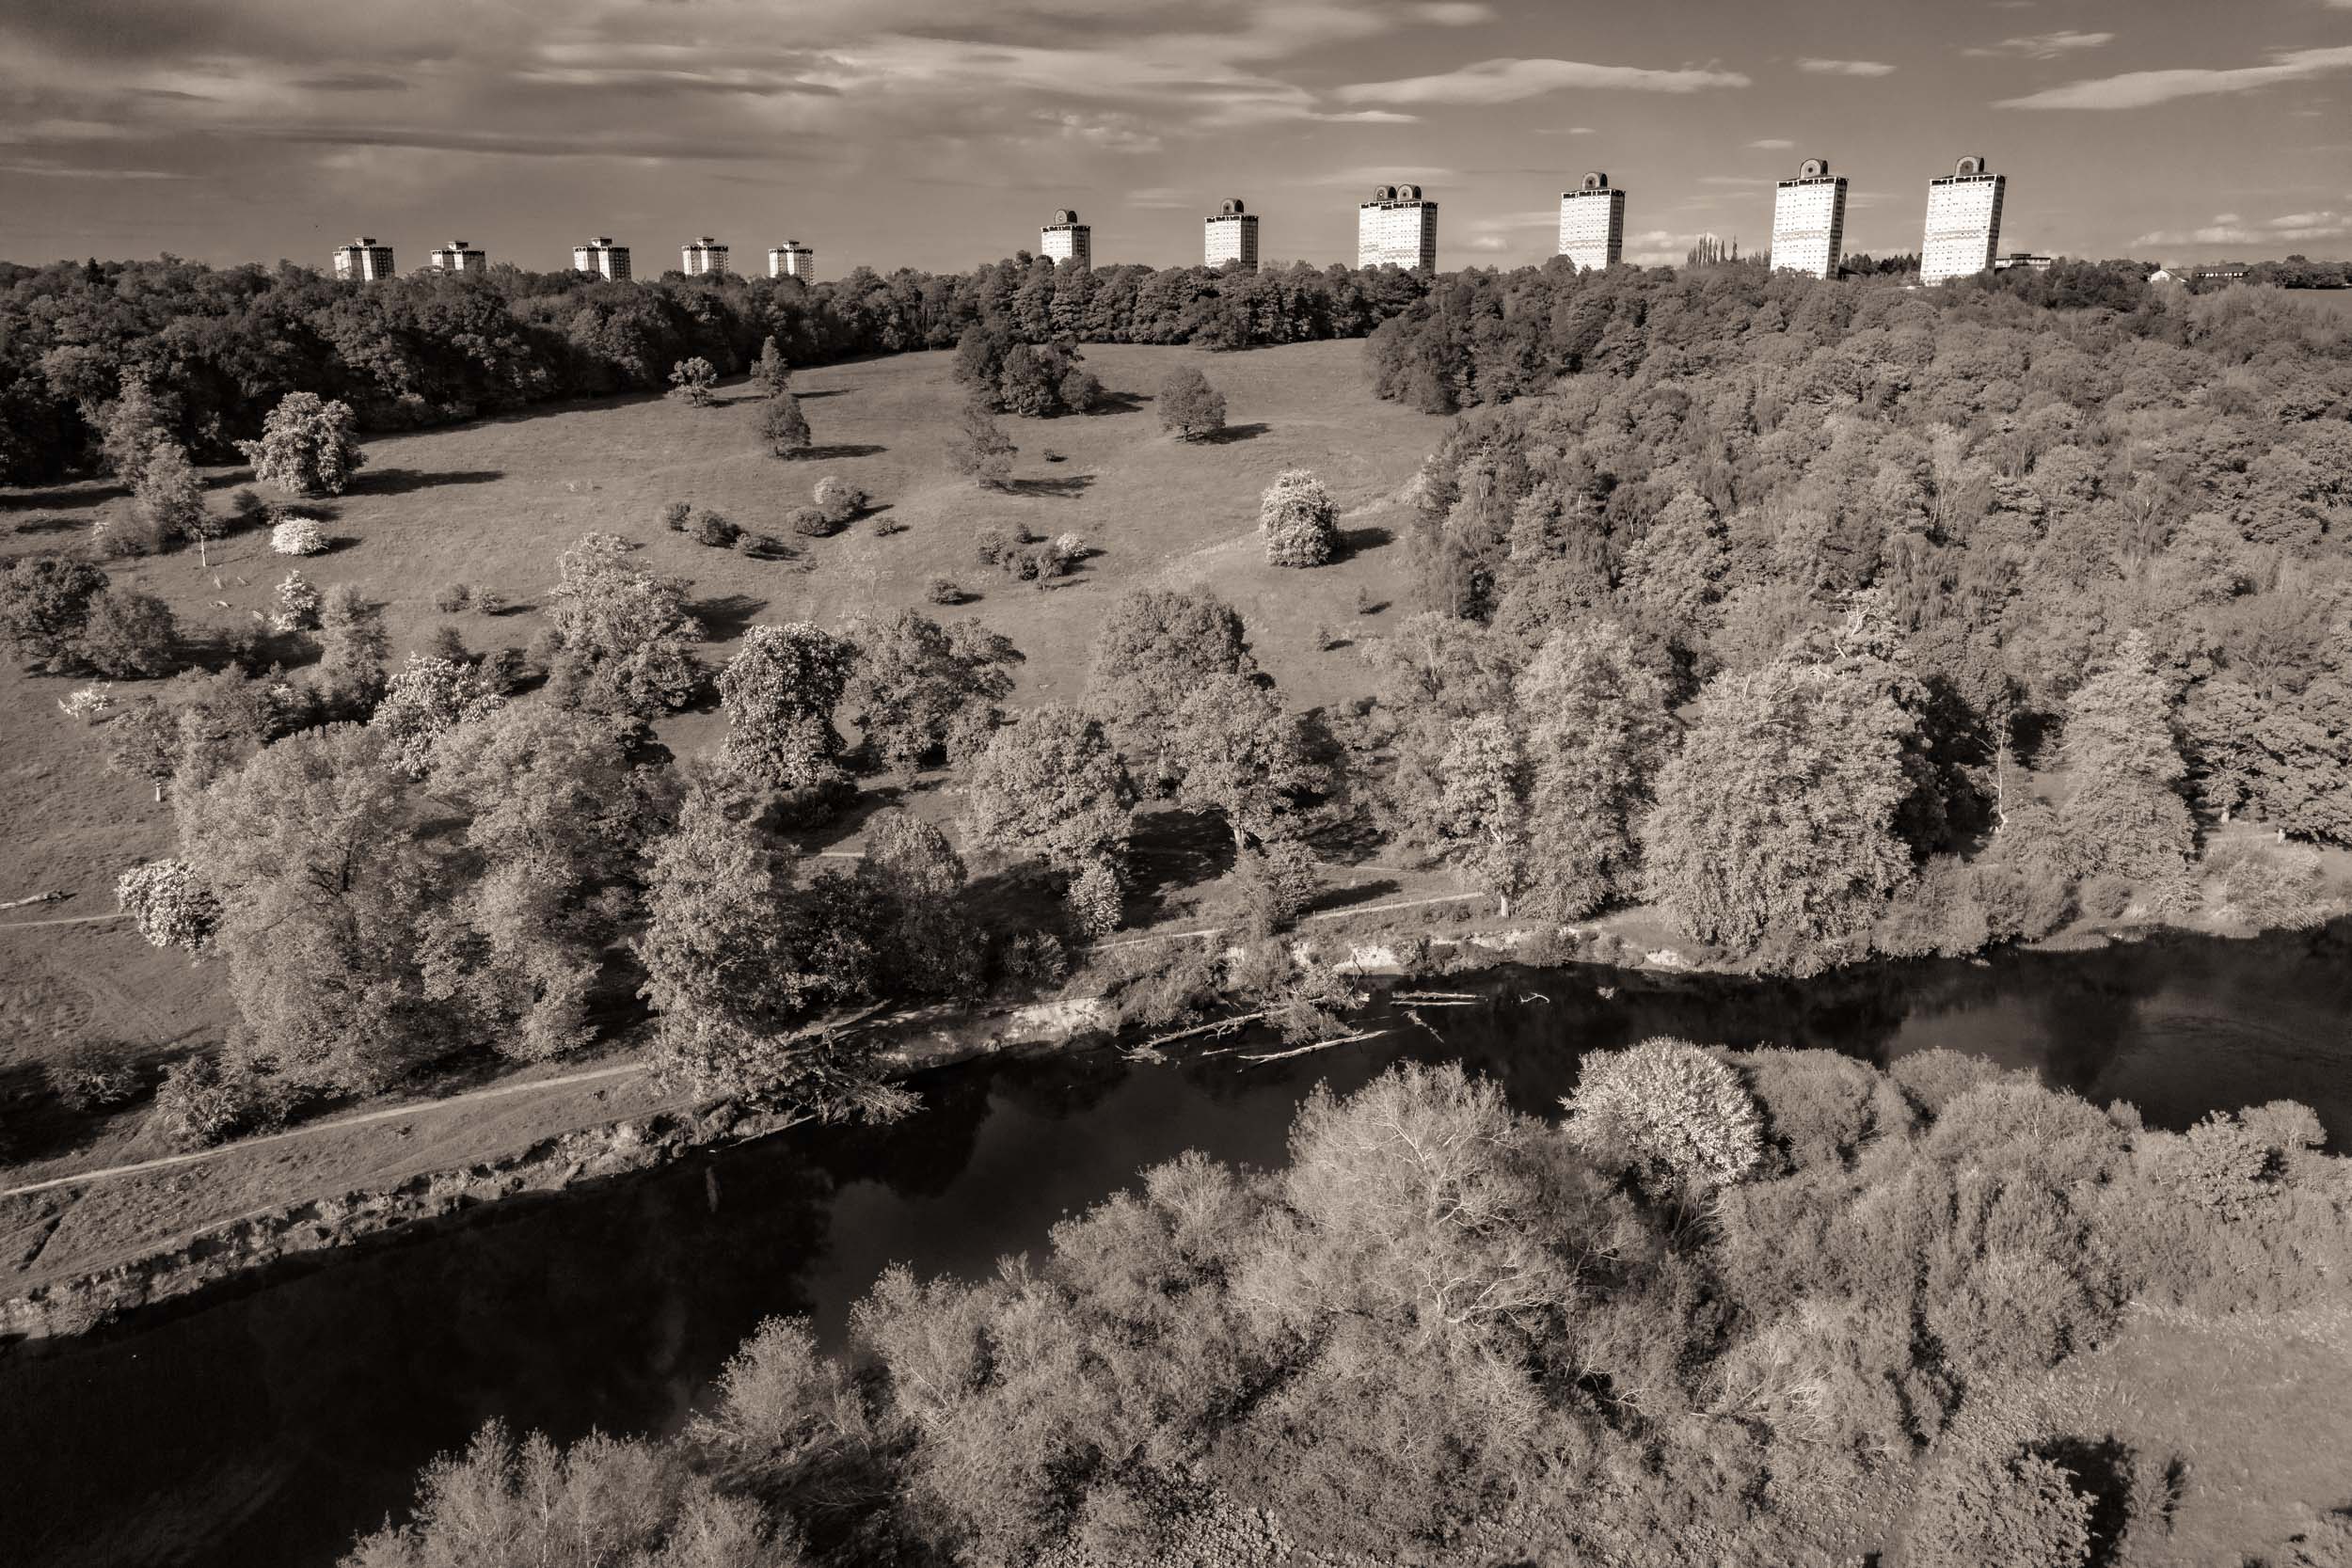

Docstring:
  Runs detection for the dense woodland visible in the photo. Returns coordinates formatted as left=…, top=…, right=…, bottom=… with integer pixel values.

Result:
left=0, top=253, right=1431, bottom=484
left=342, top=1048, right=2352, bottom=1567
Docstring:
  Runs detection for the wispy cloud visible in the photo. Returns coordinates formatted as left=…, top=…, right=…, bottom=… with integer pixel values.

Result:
left=1407, top=2, right=1495, bottom=23
left=1534, top=125, right=1598, bottom=135
left=0, top=158, right=193, bottom=180
left=1963, top=31, right=2114, bottom=59
left=2130, top=210, right=2352, bottom=247
left=1997, top=44, right=2352, bottom=109
left=1798, top=57, right=1895, bottom=77
left=1749, top=137, right=1793, bottom=149
left=1333, top=55, right=1750, bottom=104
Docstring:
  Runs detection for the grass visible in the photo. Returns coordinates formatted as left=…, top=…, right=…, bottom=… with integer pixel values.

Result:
left=0, top=340, right=1452, bottom=1205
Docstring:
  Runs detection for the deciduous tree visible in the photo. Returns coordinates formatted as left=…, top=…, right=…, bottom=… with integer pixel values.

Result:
left=239, top=391, right=365, bottom=497
left=719, top=623, right=858, bottom=790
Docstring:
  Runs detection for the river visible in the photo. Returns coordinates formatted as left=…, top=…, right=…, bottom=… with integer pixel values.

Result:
left=4, top=923, right=2349, bottom=1567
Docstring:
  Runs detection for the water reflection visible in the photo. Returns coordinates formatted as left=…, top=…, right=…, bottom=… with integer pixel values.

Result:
left=4, top=922, right=2348, bottom=1568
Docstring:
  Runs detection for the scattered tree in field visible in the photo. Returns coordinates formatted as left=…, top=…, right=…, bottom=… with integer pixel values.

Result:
left=1260, top=467, right=1339, bottom=567
left=718, top=623, right=859, bottom=790
left=760, top=391, right=811, bottom=458
left=751, top=335, right=790, bottom=396
left=135, top=438, right=212, bottom=562
left=271, top=515, right=327, bottom=555
left=1057, top=363, right=1102, bottom=413
left=421, top=707, right=660, bottom=1063
left=544, top=532, right=706, bottom=718
left=2058, top=628, right=2194, bottom=881
left=1562, top=1037, right=1763, bottom=1191
left=1085, top=586, right=1255, bottom=794
left=0, top=554, right=108, bottom=671
left=275, top=568, right=321, bottom=628
left=76, top=588, right=178, bottom=678
left=843, top=611, right=1013, bottom=783
left=1168, top=673, right=1324, bottom=853
left=667, top=356, right=719, bottom=406
left=117, top=859, right=220, bottom=950
left=238, top=391, right=364, bottom=497
left=812, top=476, right=865, bottom=525
left=946, top=395, right=1015, bottom=489
left=177, top=723, right=442, bottom=1093
left=1645, top=656, right=1915, bottom=970
left=371, top=654, right=508, bottom=778
left=962, top=705, right=1136, bottom=930
left=1158, top=365, right=1227, bottom=440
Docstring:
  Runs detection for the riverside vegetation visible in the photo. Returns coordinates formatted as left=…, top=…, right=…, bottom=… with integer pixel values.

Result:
left=3, top=258, right=2350, bottom=1157
left=339, top=1046, right=2352, bottom=1568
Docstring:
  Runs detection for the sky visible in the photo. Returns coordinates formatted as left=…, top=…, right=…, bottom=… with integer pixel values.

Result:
left=1, top=0, right=2347, bottom=276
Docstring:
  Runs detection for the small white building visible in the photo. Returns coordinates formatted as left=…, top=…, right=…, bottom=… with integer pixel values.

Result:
left=1359, top=183, right=1438, bottom=271
left=428, top=240, right=486, bottom=274
left=1041, top=209, right=1091, bottom=268
left=1204, top=198, right=1259, bottom=271
left=572, top=237, right=631, bottom=281
left=1771, top=159, right=1848, bottom=278
left=768, top=242, right=816, bottom=280
left=331, top=236, right=396, bottom=282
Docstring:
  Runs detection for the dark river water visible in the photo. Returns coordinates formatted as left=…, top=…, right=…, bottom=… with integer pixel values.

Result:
left=5, top=925, right=2350, bottom=1568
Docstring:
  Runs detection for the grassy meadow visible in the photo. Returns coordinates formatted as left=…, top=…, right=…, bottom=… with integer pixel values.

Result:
left=0, top=340, right=1448, bottom=1180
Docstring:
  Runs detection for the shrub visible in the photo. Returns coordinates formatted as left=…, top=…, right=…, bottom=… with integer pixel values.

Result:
left=435, top=582, right=471, bottom=613
left=48, top=1044, right=145, bottom=1115
left=735, top=531, right=776, bottom=557
left=1001, top=930, right=1070, bottom=988
left=1260, top=467, right=1339, bottom=567
left=271, top=516, right=328, bottom=556
left=812, top=477, right=866, bottom=524
left=667, top=356, right=718, bottom=406
left=57, top=682, right=116, bottom=721
left=2209, top=842, right=2327, bottom=929
left=152, top=1051, right=284, bottom=1148
left=1067, top=861, right=1125, bottom=939
left=2077, top=873, right=2133, bottom=921
left=78, top=590, right=178, bottom=677
left=974, top=525, right=1012, bottom=564
left=118, top=859, right=221, bottom=950
left=1900, top=1448, right=2092, bottom=1568
left=95, top=507, right=171, bottom=558
left=484, top=645, right=530, bottom=693
left=1058, top=365, right=1104, bottom=414
left=1, top=554, right=109, bottom=671
left=693, top=508, right=739, bottom=547
left=1158, top=365, right=1228, bottom=440
left=1235, top=837, right=1321, bottom=935
left=1563, top=1037, right=1764, bottom=1190
left=926, top=577, right=963, bottom=606
left=760, top=391, right=812, bottom=458
left=661, top=500, right=692, bottom=532
left=473, top=588, right=508, bottom=615
left=788, top=506, right=837, bottom=537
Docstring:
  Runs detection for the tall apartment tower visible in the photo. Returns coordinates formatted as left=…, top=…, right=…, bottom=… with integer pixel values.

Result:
left=681, top=236, right=729, bottom=277
left=572, top=238, right=631, bottom=281
left=1204, top=198, right=1260, bottom=270
left=1556, top=171, right=1626, bottom=270
left=428, top=240, right=486, bottom=274
left=768, top=243, right=816, bottom=280
left=1358, top=183, right=1438, bottom=271
left=1771, top=158, right=1848, bottom=278
left=331, top=236, right=396, bottom=282
left=1041, top=209, right=1091, bottom=268
left=1919, top=156, right=2007, bottom=285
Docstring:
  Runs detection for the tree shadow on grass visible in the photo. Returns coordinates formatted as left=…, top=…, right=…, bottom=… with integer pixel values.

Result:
left=1008, top=474, right=1094, bottom=499
left=1337, top=523, right=1393, bottom=558
left=6, top=515, right=85, bottom=536
left=689, top=592, right=769, bottom=641
left=1301, top=876, right=1405, bottom=920
left=790, top=387, right=853, bottom=401
left=357, top=467, right=506, bottom=498
left=1085, top=389, right=1148, bottom=416
left=800, top=443, right=887, bottom=461
left=1200, top=421, right=1270, bottom=444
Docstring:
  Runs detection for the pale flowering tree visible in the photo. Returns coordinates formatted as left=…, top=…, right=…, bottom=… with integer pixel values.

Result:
left=271, top=516, right=328, bottom=556
left=1260, top=467, right=1339, bottom=567
left=240, top=391, right=364, bottom=497
left=370, top=654, right=508, bottom=777
left=117, top=859, right=221, bottom=951
left=1561, top=1037, right=1763, bottom=1191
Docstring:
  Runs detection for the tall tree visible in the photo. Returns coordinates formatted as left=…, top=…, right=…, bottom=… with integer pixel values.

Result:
left=2057, top=628, right=2194, bottom=879
left=1085, top=586, right=1254, bottom=794
left=238, top=391, right=365, bottom=497
left=962, top=705, right=1136, bottom=930
left=1518, top=622, right=1677, bottom=919
left=843, top=611, right=1013, bottom=784
left=545, top=532, right=706, bottom=718
left=946, top=395, right=1015, bottom=489
left=1168, top=673, right=1324, bottom=854
left=718, top=623, right=858, bottom=790
left=1644, top=656, right=1916, bottom=970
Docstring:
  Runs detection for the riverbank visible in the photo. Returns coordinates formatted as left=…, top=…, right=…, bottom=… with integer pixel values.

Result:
left=7, top=864, right=2346, bottom=1348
